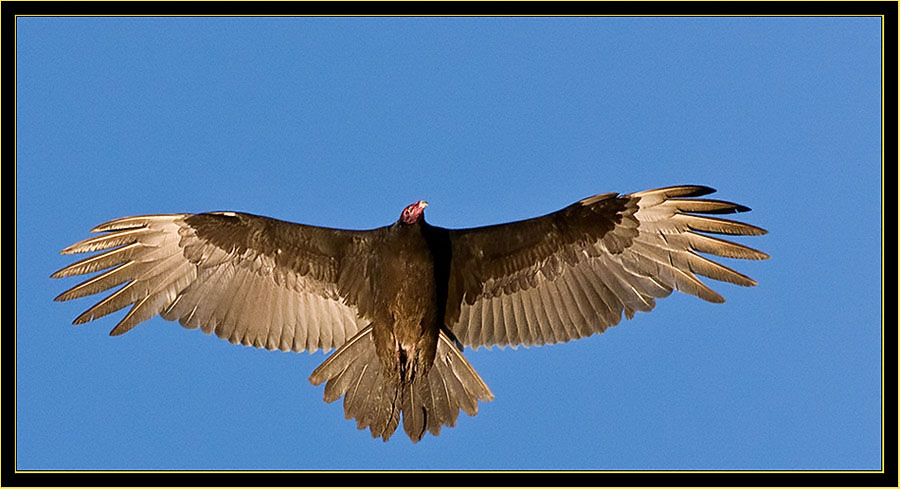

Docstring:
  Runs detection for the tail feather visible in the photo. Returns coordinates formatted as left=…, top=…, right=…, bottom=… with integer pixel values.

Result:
left=309, top=324, right=372, bottom=393
left=342, top=362, right=372, bottom=421
left=439, top=331, right=493, bottom=414
left=402, top=381, right=427, bottom=441
left=309, top=327, right=493, bottom=442
left=426, top=360, right=456, bottom=434
left=309, top=325, right=400, bottom=441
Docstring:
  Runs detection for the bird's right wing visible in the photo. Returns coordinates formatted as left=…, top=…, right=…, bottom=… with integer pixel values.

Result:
left=52, top=212, right=382, bottom=353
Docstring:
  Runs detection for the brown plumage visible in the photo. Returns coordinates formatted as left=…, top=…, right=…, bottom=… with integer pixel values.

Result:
left=52, top=186, right=769, bottom=442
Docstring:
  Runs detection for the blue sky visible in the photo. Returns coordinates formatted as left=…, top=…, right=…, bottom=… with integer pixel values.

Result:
left=16, top=17, right=882, bottom=471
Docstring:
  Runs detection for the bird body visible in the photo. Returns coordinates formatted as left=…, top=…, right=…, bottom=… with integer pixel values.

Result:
left=53, top=186, right=768, bottom=442
left=374, top=214, right=440, bottom=386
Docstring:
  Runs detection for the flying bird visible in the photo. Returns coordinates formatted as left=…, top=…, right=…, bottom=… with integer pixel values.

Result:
left=52, top=185, right=768, bottom=442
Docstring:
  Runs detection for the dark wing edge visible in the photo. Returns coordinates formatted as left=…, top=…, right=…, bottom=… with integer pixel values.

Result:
left=444, top=185, right=769, bottom=350
left=51, top=212, right=377, bottom=353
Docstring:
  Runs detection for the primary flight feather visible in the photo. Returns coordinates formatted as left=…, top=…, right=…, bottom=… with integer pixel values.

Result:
left=52, top=185, right=768, bottom=442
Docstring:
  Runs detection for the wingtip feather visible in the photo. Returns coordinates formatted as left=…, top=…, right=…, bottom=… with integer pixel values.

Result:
left=682, top=185, right=717, bottom=197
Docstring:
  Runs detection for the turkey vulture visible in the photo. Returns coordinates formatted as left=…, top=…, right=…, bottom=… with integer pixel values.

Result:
left=52, top=185, right=768, bottom=442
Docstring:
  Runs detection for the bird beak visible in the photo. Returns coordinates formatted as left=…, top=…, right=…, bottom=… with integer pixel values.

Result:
left=419, top=201, right=429, bottom=209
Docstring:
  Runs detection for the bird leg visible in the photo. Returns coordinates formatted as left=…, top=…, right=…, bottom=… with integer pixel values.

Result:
left=394, top=338, right=417, bottom=385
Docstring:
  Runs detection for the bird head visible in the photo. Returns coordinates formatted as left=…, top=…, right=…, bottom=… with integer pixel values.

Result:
left=399, top=200, right=428, bottom=225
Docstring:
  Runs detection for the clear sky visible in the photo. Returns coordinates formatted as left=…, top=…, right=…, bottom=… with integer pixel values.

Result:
left=16, top=16, right=882, bottom=471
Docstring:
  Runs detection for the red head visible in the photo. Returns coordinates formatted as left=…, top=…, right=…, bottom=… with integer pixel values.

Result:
left=400, top=200, right=428, bottom=224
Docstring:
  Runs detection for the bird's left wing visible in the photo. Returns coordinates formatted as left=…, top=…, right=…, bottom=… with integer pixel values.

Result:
left=442, top=186, right=769, bottom=349
left=52, top=212, right=380, bottom=353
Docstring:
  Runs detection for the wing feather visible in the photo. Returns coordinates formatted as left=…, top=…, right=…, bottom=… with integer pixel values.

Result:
left=296, top=293, right=312, bottom=352
left=56, top=260, right=140, bottom=303
left=498, top=294, right=513, bottom=347
left=554, top=278, right=584, bottom=339
left=444, top=186, right=767, bottom=349
left=509, top=291, right=530, bottom=346
left=53, top=212, right=378, bottom=353
left=568, top=267, right=607, bottom=327
left=217, top=267, right=249, bottom=342
left=520, top=288, right=541, bottom=346
left=577, top=266, right=619, bottom=328
left=535, top=284, right=561, bottom=345
left=306, top=293, right=322, bottom=352
left=480, top=297, right=494, bottom=348
left=60, top=227, right=155, bottom=254
left=538, top=282, right=566, bottom=344
left=50, top=242, right=143, bottom=278
left=563, top=272, right=595, bottom=337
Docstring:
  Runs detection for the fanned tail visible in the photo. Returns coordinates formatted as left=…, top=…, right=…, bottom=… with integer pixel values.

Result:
left=309, top=327, right=493, bottom=442
left=408, top=330, right=493, bottom=441
left=309, top=325, right=401, bottom=441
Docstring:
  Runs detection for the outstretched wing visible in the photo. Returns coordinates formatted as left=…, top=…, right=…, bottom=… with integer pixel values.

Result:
left=52, top=212, right=381, bottom=353
left=443, top=186, right=769, bottom=349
